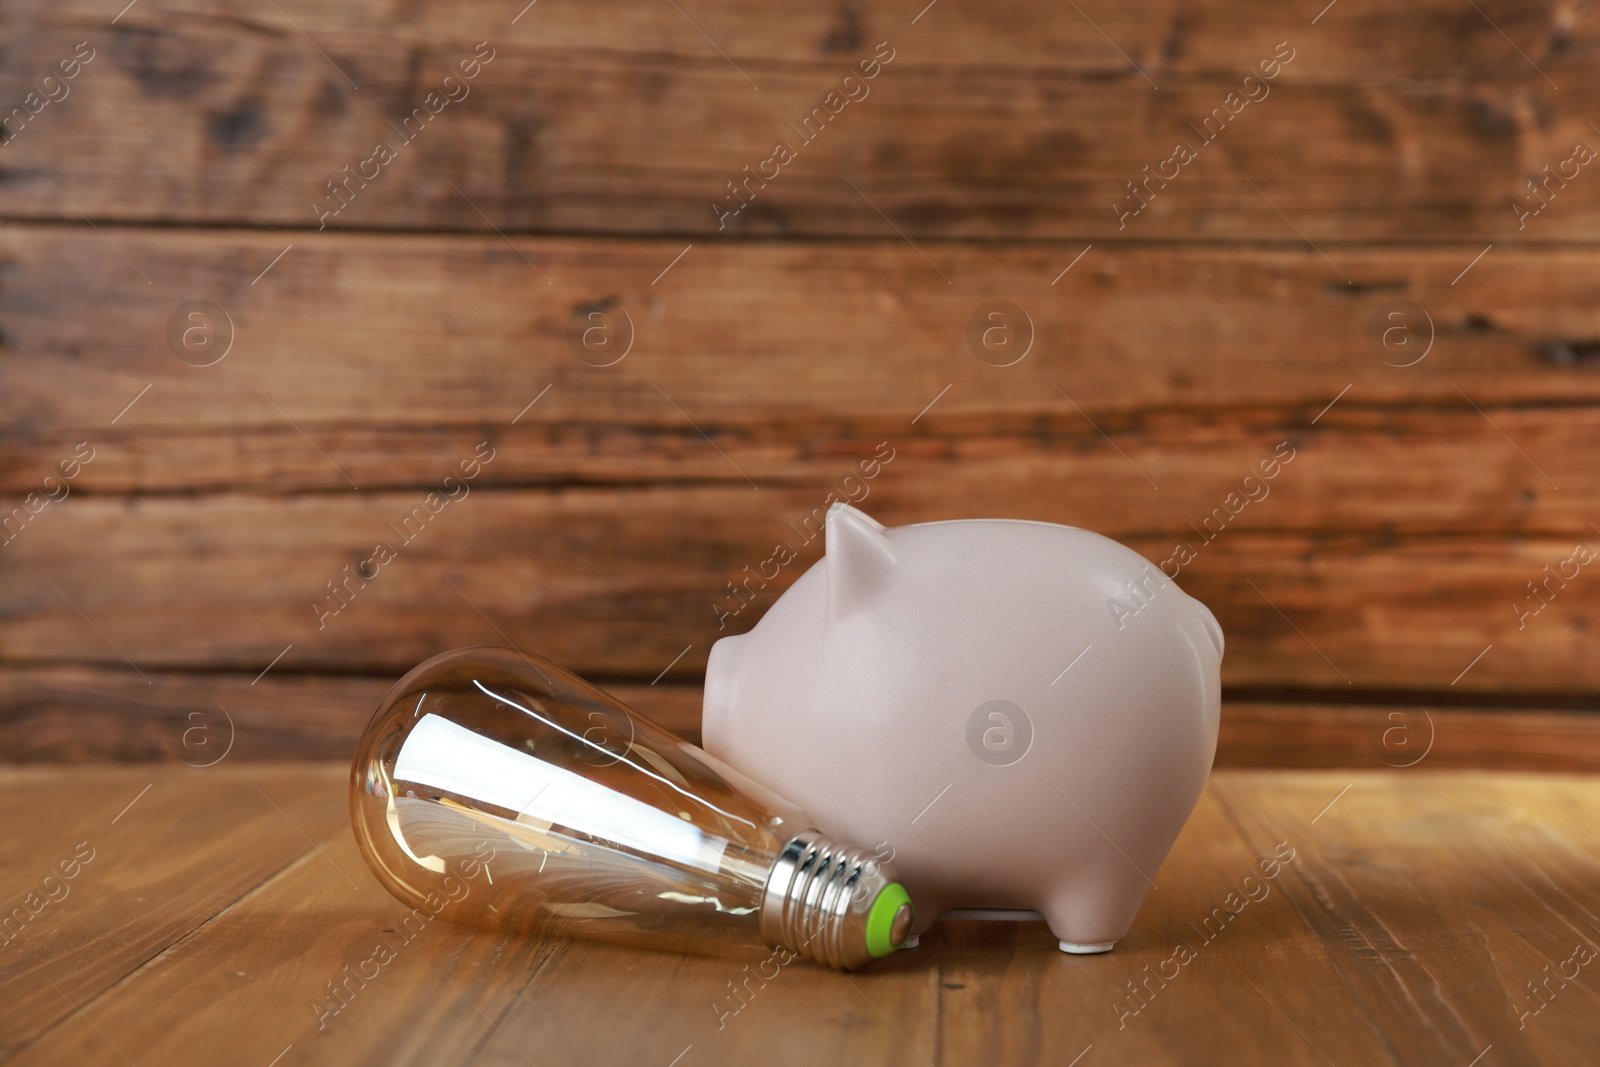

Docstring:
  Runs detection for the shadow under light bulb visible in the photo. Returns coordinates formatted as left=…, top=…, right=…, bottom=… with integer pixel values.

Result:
left=350, top=646, right=914, bottom=971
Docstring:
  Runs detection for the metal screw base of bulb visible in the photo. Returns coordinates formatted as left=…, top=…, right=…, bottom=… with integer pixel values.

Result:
left=759, top=829, right=909, bottom=971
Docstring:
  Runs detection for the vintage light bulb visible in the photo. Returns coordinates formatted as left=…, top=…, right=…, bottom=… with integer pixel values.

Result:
left=350, top=646, right=914, bottom=970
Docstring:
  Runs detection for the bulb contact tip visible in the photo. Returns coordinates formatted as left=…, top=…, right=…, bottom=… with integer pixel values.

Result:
left=759, top=829, right=912, bottom=971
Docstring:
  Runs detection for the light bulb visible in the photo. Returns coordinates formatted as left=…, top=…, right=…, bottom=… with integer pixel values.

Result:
left=349, top=646, right=914, bottom=971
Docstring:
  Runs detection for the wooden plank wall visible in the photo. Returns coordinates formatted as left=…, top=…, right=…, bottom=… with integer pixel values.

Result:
left=1, top=0, right=1598, bottom=768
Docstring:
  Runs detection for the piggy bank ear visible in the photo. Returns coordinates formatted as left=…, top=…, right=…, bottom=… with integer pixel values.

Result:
left=826, top=503, right=897, bottom=619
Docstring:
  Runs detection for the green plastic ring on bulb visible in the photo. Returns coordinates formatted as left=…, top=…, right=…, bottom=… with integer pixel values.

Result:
left=865, top=882, right=913, bottom=958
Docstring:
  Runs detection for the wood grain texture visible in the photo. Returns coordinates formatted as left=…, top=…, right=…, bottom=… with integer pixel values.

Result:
left=1211, top=772, right=1600, bottom=1065
left=2, top=0, right=1598, bottom=756
left=7, top=765, right=1600, bottom=1065
left=6, top=404, right=1600, bottom=537
left=0, top=763, right=348, bottom=1057
left=3, top=487, right=1598, bottom=692
left=6, top=229, right=1600, bottom=444
left=0, top=4, right=1595, bottom=239
left=3, top=666, right=1598, bottom=770
left=0, top=666, right=704, bottom=762
left=2, top=229, right=1597, bottom=699
left=13, top=0, right=1588, bottom=76
left=1218, top=702, right=1600, bottom=772
left=2, top=765, right=564, bottom=1067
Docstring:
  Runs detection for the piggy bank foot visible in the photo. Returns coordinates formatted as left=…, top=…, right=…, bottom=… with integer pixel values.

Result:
left=1040, top=892, right=1135, bottom=955
left=1058, top=940, right=1116, bottom=955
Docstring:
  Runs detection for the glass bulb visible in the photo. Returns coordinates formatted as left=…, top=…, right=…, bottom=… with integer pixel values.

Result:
left=349, top=646, right=914, bottom=971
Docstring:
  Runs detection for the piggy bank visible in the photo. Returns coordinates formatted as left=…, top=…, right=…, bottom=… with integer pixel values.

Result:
left=702, top=503, right=1222, bottom=953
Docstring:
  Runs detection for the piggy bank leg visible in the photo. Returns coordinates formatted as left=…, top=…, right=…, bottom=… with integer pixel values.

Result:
left=1039, top=874, right=1146, bottom=955
left=1058, top=939, right=1115, bottom=955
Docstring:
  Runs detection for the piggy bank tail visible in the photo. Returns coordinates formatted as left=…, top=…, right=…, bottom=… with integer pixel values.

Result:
left=1194, top=597, right=1224, bottom=659
left=1188, top=594, right=1225, bottom=753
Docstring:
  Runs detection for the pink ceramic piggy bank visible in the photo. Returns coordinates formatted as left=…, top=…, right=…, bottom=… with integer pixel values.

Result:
left=702, top=503, right=1223, bottom=953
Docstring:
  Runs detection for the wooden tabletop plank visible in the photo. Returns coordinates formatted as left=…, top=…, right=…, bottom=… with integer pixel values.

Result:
left=4, top=764, right=554, bottom=1067
left=7, top=767, right=1600, bottom=1064
left=933, top=784, right=1387, bottom=1066
left=0, top=768, right=152, bottom=902
left=9, top=780, right=574, bottom=1067
left=471, top=924, right=940, bottom=1067
left=0, top=764, right=347, bottom=1057
left=1213, top=771, right=1600, bottom=1066
left=1211, top=775, right=1494, bottom=1064
left=0, top=10, right=1591, bottom=239
left=7, top=767, right=694, bottom=1067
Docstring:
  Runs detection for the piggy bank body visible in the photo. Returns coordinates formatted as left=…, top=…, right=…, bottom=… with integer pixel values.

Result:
left=702, top=504, right=1223, bottom=953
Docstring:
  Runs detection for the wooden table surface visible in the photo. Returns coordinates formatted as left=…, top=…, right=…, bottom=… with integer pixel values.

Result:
left=4, top=764, right=1598, bottom=1067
